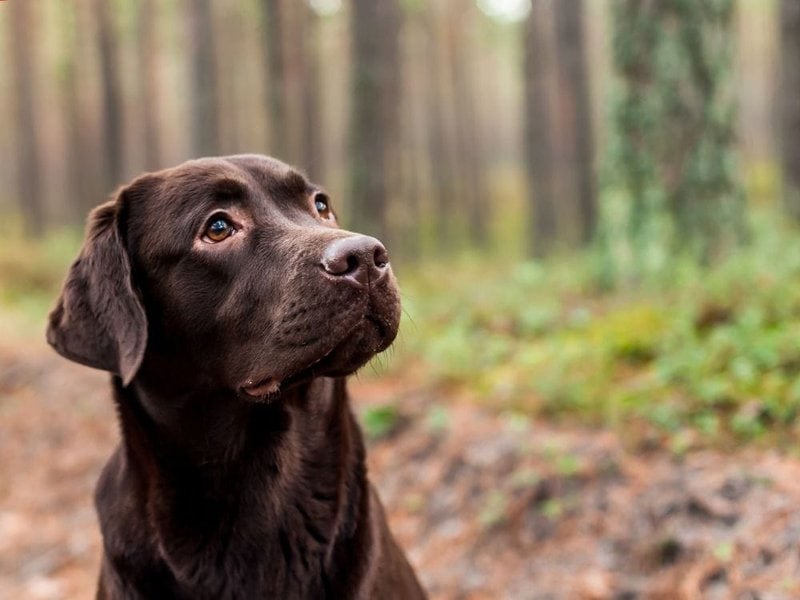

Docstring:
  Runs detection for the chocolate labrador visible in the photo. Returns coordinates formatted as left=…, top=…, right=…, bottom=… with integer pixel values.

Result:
left=47, top=155, right=426, bottom=599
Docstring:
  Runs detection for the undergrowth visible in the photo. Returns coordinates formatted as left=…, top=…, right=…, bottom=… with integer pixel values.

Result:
left=391, top=211, right=800, bottom=448
left=0, top=226, right=80, bottom=334
left=2, top=213, right=800, bottom=448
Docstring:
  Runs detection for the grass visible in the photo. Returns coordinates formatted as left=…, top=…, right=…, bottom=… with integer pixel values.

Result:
left=0, top=224, right=81, bottom=334
left=3, top=210, right=800, bottom=448
left=389, top=210, right=800, bottom=449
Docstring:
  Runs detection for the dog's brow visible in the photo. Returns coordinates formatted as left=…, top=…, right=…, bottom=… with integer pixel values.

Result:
left=268, top=171, right=308, bottom=198
left=210, top=177, right=248, bottom=199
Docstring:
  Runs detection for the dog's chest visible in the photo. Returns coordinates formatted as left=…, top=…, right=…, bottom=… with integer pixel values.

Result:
left=98, top=458, right=343, bottom=599
left=102, top=498, right=335, bottom=598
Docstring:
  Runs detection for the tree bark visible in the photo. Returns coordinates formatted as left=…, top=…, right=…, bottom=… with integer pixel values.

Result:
left=424, top=3, right=458, bottom=246
left=261, top=0, right=288, bottom=159
left=58, top=1, right=94, bottom=221
left=523, top=1, right=557, bottom=257
left=138, top=0, right=161, bottom=170
left=186, top=0, right=220, bottom=157
left=299, top=3, right=323, bottom=181
left=9, top=1, right=45, bottom=235
left=607, top=0, right=742, bottom=268
left=448, top=2, right=489, bottom=247
left=779, top=0, right=800, bottom=221
left=94, top=0, right=125, bottom=189
left=554, top=0, right=596, bottom=246
left=349, top=0, right=402, bottom=244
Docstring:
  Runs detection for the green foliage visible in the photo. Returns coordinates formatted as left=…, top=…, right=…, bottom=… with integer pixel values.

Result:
left=3, top=210, right=800, bottom=450
left=713, top=540, right=735, bottom=563
left=540, top=498, right=564, bottom=520
left=424, top=404, right=451, bottom=433
left=0, top=225, right=81, bottom=328
left=478, top=490, right=508, bottom=527
left=603, top=0, right=744, bottom=278
left=393, top=210, right=800, bottom=447
left=360, top=404, right=401, bottom=440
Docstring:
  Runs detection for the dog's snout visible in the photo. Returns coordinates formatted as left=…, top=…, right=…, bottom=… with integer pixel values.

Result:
left=321, top=235, right=389, bottom=286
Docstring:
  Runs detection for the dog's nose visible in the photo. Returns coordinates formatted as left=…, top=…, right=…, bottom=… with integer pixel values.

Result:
left=321, top=235, right=389, bottom=286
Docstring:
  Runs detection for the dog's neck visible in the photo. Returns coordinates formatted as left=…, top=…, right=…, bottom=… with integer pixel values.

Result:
left=114, top=371, right=363, bottom=495
left=103, top=373, right=372, bottom=596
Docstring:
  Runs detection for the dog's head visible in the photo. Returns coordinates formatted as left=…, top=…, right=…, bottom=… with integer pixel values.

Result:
left=47, top=155, right=401, bottom=399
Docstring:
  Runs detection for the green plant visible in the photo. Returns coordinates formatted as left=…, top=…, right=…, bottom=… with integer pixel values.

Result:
left=361, top=404, right=401, bottom=440
left=389, top=209, right=800, bottom=448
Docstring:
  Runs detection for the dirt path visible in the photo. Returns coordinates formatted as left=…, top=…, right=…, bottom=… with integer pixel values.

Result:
left=2, top=337, right=800, bottom=599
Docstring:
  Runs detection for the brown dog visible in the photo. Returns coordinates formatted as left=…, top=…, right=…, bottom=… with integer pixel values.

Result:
left=47, top=155, right=426, bottom=599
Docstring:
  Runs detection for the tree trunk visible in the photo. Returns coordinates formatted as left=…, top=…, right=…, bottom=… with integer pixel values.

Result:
left=448, top=2, right=489, bottom=247
left=94, top=0, right=125, bottom=190
left=396, top=11, right=428, bottom=259
left=57, top=1, right=93, bottom=222
left=424, top=2, right=458, bottom=247
left=9, top=1, right=45, bottom=235
left=665, top=0, right=743, bottom=262
left=186, top=0, right=220, bottom=157
left=608, top=0, right=659, bottom=262
left=261, top=0, right=288, bottom=159
left=349, top=0, right=402, bottom=244
left=138, top=0, right=161, bottom=170
left=606, top=0, right=742, bottom=270
left=779, top=0, right=800, bottom=221
left=300, top=3, right=323, bottom=181
left=523, top=1, right=557, bottom=257
left=554, top=0, right=596, bottom=246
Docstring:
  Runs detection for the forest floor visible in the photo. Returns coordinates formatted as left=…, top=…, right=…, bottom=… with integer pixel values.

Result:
left=3, top=333, right=800, bottom=599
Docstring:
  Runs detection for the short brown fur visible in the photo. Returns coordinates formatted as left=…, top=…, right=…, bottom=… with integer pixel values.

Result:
left=47, top=155, right=425, bottom=599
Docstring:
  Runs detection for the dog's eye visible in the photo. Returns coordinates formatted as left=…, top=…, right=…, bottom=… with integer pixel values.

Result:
left=205, top=218, right=234, bottom=242
left=314, top=193, right=332, bottom=219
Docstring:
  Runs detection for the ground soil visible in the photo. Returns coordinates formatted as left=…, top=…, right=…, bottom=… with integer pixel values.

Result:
left=2, top=335, right=800, bottom=599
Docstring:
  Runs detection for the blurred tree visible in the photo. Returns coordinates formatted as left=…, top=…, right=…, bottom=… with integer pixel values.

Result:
left=286, top=2, right=323, bottom=179
left=448, top=1, right=489, bottom=247
left=396, top=3, right=427, bottom=257
left=215, top=3, right=243, bottom=154
left=424, top=1, right=459, bottom=246
left=668, top=0, right=744, bottom=261
left=257, top=1, right=322, bottom=171
left=260, top=0, right=288, bottom=159
left=295, top=2, right=323, bottom=178
left=605, top=0, right=660, bottom=267
left=349, top=0, right=402, bottom=243
left=523, top=1, right=557, bottom=257
left=215, top=2, right=271, bottom=156
left=779, top=0, right=800, bottom=221
left=94, top=0, right=125, bottom=190
left=606, top=0, right=744, bottom=269
left=57, top=2, right=94, bottom=221
left=8, top=1, right=45, bottom=235
left=553, top=0, right=596, bottom=247
left=137, top=0, right=162, bottom=171
left=187, top=0, right=220, bottom=157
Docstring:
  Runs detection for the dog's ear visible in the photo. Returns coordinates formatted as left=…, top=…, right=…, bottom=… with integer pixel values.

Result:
left=47, top=192, right=147, bottom=385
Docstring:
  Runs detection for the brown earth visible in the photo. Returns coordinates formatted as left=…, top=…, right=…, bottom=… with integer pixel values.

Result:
left=2, top=334, right=800, bottom=599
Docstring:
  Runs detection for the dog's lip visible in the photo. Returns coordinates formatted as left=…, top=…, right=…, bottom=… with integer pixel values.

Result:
left=240, top=305, right=394, bottom=397
left=239, top=319, right=358, bottom=398
left=241, top=377, right=280, bottom=398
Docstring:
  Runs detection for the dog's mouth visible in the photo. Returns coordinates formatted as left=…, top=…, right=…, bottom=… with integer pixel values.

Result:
left=239, top=306, right=397, bottom=401
left=241, top=377, right=281, bottom=399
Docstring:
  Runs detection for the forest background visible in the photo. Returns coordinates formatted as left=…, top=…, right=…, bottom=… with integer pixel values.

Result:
left=3, top=1, right=800, bottom=597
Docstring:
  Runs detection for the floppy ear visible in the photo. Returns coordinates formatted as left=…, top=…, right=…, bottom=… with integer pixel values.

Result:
left=47, top=196, right=147, bottom=385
